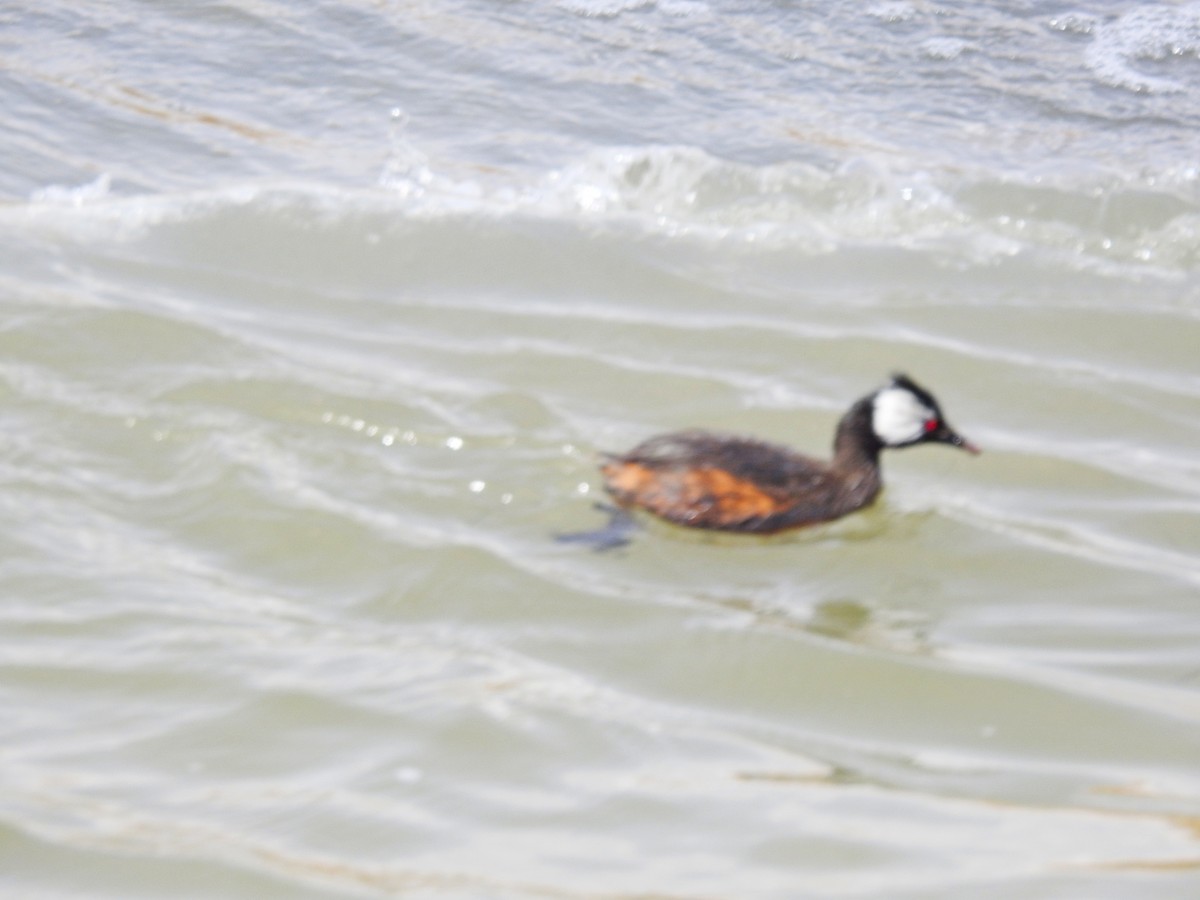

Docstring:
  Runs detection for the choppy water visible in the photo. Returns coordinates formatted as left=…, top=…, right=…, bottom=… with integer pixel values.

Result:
left=2, top=1, right=1200, bottom=897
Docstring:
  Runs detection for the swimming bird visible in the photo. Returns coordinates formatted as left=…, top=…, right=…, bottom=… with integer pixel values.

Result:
left=587, top=373, right=979, bottom=539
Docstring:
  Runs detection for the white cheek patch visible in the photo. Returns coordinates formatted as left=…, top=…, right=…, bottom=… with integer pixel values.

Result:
left=872, top=387, right=934, bottom=446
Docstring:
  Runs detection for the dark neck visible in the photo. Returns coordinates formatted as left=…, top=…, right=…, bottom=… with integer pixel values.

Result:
left=831, top=398, right=883, bottom=472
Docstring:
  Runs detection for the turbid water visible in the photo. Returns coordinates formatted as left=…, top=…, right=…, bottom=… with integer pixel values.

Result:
left=1, top=1, right=1199, bottom=897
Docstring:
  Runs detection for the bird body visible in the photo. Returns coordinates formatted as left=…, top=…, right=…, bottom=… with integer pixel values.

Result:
left=598, top=374, right=978, bottom=535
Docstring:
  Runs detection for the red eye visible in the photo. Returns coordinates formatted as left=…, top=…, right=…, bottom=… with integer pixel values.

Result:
left=924, top=419, right=939, bottom=433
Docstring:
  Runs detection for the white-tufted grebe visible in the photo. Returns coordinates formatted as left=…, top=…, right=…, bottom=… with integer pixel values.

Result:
left=597, top=373, right=979, bottom=535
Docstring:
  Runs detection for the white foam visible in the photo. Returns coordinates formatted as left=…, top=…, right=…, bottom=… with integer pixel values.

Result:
left=866, top=2, right=916, bottom=24
left=1048, top=11, right=1098, bottom=36
left=657, top=0, right=709, bottom=16
left=6, top=140, right=1196, bottom=283
left=30, top=173, right=112, bottom=207
left=556, top=0, right=709, bottom=16
left=556, top=0, right=651, bottom=18
left=1085, top=4, right=1200, bottom=94
left=921, top=37, right=973, bottom=61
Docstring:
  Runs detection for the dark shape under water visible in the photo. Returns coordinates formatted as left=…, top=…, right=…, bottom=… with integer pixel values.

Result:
left=554, top=503, right=640, bottom=551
